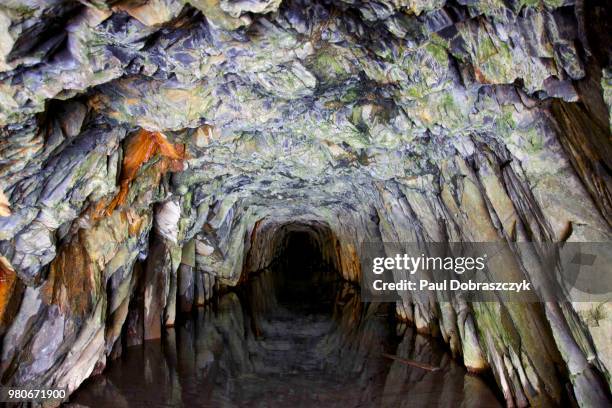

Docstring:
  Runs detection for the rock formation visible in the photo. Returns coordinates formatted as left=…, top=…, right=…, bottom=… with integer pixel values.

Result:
left=0, top=0, right=610, bottom=406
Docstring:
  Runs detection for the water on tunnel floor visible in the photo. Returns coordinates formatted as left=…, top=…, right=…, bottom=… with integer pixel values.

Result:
left=68, top=237, right=502, bottom=408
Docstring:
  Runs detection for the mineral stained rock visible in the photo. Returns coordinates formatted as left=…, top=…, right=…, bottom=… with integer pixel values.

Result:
left=0, top=0, right=610, bottom=406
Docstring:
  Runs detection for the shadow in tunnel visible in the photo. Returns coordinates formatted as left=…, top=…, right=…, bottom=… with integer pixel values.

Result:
left=69, top=222, right=503, bottom=407
left=271, top=230, right=339, bottom=315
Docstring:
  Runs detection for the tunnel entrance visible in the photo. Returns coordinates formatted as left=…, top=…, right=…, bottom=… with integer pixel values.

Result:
left=70, top=222, right=502, bottom=407
left=271, top=229, right=338, bottom=315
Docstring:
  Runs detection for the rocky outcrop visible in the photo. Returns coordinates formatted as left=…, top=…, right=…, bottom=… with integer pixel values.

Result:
left=0, top=0, right=610, bottom=406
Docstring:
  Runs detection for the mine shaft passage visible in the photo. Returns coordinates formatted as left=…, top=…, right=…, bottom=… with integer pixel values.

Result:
left=69, top=226, right=502, bottom=407
left=272, top=229, right=338, bottom=314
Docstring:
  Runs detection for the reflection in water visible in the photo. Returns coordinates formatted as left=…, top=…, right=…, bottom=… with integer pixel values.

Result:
left=69, top=270, right=501, bottom=407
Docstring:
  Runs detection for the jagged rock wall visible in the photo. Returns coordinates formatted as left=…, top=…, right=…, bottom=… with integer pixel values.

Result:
left=0, top=0, right=610, bottom=406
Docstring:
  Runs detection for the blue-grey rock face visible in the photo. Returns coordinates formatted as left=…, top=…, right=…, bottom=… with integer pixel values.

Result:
left=0, top=0, right=610, bottom=406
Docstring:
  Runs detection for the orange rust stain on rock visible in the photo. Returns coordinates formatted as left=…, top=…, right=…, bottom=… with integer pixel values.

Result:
left=342, top=243, right=361, bottom=282
left=42, top=205, right=152, bottom=316
left=43, top=230, right=102, bottom=316
left=0, top=189, right=10, bottom=216
left=474, top=66, right=489, bottom=84
left=107, top=129, right=185, bottom=215
left=125, top=97, right=140, bottom=106
left=0, top=257, right=17, bottom=325
left=125, top=208, right=145, bottom=237
left=90, top=196, right=111, bottom=223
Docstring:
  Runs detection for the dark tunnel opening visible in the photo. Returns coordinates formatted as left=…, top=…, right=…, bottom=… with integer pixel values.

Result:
left=271, top=229, right=339, bottom=315
left=69, top=222, right=504, bottom=407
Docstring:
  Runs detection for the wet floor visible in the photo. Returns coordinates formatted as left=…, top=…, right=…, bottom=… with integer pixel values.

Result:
left=68, top=268, right=502, bottom=408
left=70, top=274, right=499, bottom=408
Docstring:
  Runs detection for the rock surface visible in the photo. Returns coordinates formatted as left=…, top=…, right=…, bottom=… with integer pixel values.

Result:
left=0, top=0, right=610, bottom=406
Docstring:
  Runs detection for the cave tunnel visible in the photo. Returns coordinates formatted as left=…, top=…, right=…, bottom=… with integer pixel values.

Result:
left=70, top=220, right=503, bottom=407
left=2, top=1, right=611, bottom=405
left=248, top=221, right=342, bottom=315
